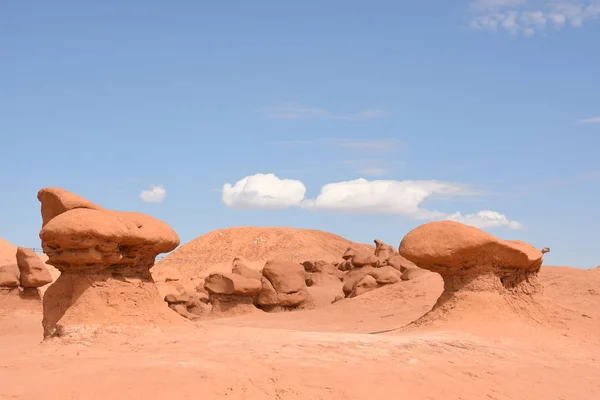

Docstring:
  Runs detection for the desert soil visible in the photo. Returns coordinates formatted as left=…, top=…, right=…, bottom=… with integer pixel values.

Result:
left=1, top=265, right=599, bottom=400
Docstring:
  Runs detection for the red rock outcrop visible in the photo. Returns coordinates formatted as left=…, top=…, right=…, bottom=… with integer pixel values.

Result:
left=0, top=264, right=20, bottom=288
left=374, top=239, right=397, bottom=260
left=164, top=291, right=211, bottom=320
left=16, top=247, right=52, bottom=288
left=204, top=272, right=262, bottom=316
left=38, top=187, right=182, bottom=338
left=256, top=260, right=309, bottom=310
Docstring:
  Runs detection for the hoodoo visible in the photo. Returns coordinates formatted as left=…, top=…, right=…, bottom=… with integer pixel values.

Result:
left=38, top=187, right=182, bottom=338
left=399, top=220, right=545, bottom=326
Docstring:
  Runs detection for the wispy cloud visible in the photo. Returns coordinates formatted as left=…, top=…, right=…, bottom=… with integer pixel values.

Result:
left=261, top=106, right=387, bottom=121
left=469, top=0, right=600, bottom=36
left=271, top=139, right=404, bottom=176
left=271, top=138, right=404, bottom=152
left=357, top=168, right=392, bottom=176
left=576, top=116, right=600, bottom=124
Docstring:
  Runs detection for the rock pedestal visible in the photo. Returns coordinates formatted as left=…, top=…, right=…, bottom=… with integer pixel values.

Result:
left=38, top=187, right=182, bottom=338
left=399, top=220, right=544, bottom=325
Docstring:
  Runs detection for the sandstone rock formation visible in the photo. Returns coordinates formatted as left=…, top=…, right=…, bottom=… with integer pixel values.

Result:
left=256, top=260, right=309, bottom=310
left=0, top=264, right=20, bottom=288
left=152, top=227, right=374, bottom=286
left=399, top=220, right=545, bottom=325
left=303, top=260, right=344, bottom=307
left=38, top=187, right=183, bottom=338
left=232, top=257, right=262, bottom=281
left=164, top=291, right=211, bottom=320
left=204, top=272, right=262, bottom=315
left=342, top=247, right=380, bottom=268
left=374, top=239, right=397, bottom=260
left=16, top=247, right=52, bottom=288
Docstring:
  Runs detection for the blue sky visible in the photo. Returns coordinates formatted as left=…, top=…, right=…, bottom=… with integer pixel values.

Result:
left=1, top=0, right=599, bottom=268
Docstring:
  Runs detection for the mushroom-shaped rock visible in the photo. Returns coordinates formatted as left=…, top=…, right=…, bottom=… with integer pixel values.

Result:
left=399, top=221, right=544, bottom=326
left=257, top=260, right=309, bottom=310
left=16, top=247, right=52, bottom=288
left=399, top=221, right=542, bottom=291
left=37, top=187, right=183, bottom=338
left=204, top=273, right=262, bottom=315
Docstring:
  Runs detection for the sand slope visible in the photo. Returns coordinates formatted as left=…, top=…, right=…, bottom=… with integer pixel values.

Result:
left=1, top=265, right=599, bottom=399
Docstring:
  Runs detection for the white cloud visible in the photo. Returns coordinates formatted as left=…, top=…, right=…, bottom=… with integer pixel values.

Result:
left=577, top=116, right=600, bottom=124
left=469, top=0, right=600, bottom=36
left=446, top=210, right=523, bottom=229
left=221, top=173, right=521, bottom=229
left=303, top=179, right=477, bottom=219
left=139, top=185, right=167, bottom=203
left=261, top=106, right=387, bottom=121
left=222, top=173, right=307, bottom=209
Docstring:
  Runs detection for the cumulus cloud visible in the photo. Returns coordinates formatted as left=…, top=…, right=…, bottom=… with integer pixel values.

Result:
left=222, top=173, right=307, bottom=209
left=139, top=185, right=167, bottom=203
left=303, top=179, right=476, bottom=219
left=221, top=173, right=522, bottom=229
left=469, top=0, right=600, bottom=36
left=446, top=210, right=524, bottom=229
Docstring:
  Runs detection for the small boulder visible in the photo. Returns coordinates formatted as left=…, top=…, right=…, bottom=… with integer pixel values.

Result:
left=257, top=260, right=309, bottom=309
left=342, top=266, right=376, bottom=297
left=16, top=247, right=53, bottom=288
left=232, top=258, right=263, bottom=281
left=383, top=254, right=418, bottom=272
left=204, top=273, right=261, bottom=296
left=349, top=275, right=378, bottom=298
left=369, top=266, right=401, bottom=285
left=342, top=248, right=379, bottom=268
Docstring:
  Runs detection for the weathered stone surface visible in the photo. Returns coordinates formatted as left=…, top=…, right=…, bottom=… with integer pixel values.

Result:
left=373, top=239, right=397, bottom=260
left=399, top=220, right=543, bottom=295
left=0, top=264, right=20, bottom=288
left=383, top=254, right=418, bottom=273
left=342, top=266, right=376, bottom=297
left=342, top=248, right=380, bottom=268
left=204, top=273, right=261, bottom=296
left=349, top=275, right=378, bottom=298
left=37, top=187, right=182, bottom=338
left=401, top=265, right=430, bottom=281
left=16, top=247, right=52, bottom=288
left=232, top=258, right=263, bottom=281
left=257, top=260, right=309, bottom=309
left=369, top=266, right=401, bottom=285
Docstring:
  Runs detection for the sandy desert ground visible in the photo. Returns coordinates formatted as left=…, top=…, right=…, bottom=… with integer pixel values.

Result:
left=1, top=263, right=599, bottom=400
